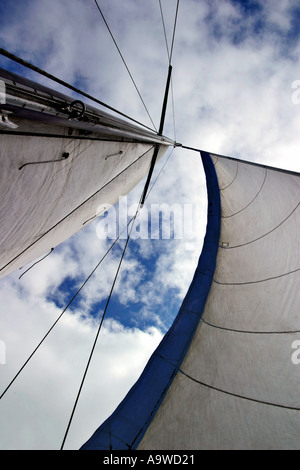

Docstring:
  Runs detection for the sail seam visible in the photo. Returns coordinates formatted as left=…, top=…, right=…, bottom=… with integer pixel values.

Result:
left=0, top=145, right=155, bottom=274
left=139, top=354, right=300, bottom=411
left=221, top=168, right=267, bottom=218
left=80, top=151, right=221, bottom=450
left=0, top=148, right=170, bottom=402
left=176, top=311, right=300, bottom=334
left=214, top=267, right=300, bottom=285
left=220, top=201, right=300, bottom=248
left=199, top=316, right=300, bottom=334
left=219, top=160, right=239, bottom=190
left=178, top=370, right=300, bottom=411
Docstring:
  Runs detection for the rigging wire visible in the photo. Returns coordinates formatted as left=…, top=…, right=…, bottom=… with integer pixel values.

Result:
left=0, top=224, right=129, bottom=401
left=0, top=47, right=155, bottom=134
left=158, top=0, right=178, bottom=141
left=0, top=146, right=155, bottom=275
left=169, top=0, right=179, bottom=142
left=169, top=0, right=180, bottom=65
left=159, top=0, right=170, bottom=62
left=60, top=146, right=175, bottom=449
left=0, top=146, right=174, bottom=400
left=170, top=78, right=177, bottom=142
left=60, top=145, right=174, bottom=449
left=93, top=0, right=157, bottom=132
left=60, top=193, right=142, bottom=450
left=0, top=1, right=180, bottom=446
left=159, top=0, right=180, bottom=66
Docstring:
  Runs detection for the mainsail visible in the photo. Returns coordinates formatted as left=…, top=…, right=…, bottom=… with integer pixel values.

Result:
left=81, top=151, right=300, bottom=450
left=0, top=67, right=172, bottom=279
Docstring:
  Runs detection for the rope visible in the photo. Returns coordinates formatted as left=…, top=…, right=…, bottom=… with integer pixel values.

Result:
left=60, top=198, right=141, bottom=450
left=19, top=153, right=70, bottom=170
left=93, top=0, right=157, bottom=132
left=0, top=145, right=174, bottom=413
left=19, top=248, right=54, bottom=279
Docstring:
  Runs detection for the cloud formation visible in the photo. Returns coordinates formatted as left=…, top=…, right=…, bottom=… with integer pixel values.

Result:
left=0, top=0, right=299, bottom=449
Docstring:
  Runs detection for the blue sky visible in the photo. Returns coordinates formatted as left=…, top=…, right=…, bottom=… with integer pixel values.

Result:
left=0, top=0, right=299, bottom=450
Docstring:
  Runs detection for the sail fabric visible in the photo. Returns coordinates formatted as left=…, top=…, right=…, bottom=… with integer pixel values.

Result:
left=0, top=67, right=170, bottom=279
left=82, top=151, right=300, bottom=450
left=81, top=151, right=221, bottom=449
left=0, top=135, right=164, bottom=278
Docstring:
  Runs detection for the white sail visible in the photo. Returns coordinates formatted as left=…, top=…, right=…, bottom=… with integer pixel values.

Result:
left=82, top=151, right=300, bottom=450
left=0, top=68, right=172, bottom=279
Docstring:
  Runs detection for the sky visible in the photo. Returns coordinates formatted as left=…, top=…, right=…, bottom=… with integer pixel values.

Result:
left=0, top=0, right=299, bottom=450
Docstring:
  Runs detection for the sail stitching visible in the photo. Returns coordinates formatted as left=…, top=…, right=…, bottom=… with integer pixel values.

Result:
left=141, top=353, right=300, bottom=411
left=178, top=369, right=300, bottom=411
left=220, top=201, right=300, bottom=249
left=177, top=310, right=300, bottom=334
left=179, top=146, right=300, bottom=177
left=0, top=146, right=155, bottom=273
left=214, top=267, right=300, bottom=285
left=199, top=316, right=300, bottom=335
left=221, top=167, right=267, bottom=218
left=0, top=145, right=171, bottom=398
left=219, top=160, right=239, bottom=190
left=0, top=146, right=174, bottom=445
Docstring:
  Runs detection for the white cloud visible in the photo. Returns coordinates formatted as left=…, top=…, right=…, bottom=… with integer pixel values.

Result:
left=0, top=0, right=299, bottom=449
left=0, top=278, right=163, bottom=449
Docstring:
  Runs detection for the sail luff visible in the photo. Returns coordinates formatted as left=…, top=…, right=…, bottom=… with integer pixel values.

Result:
left=80, top=151, right=221, bottom=449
